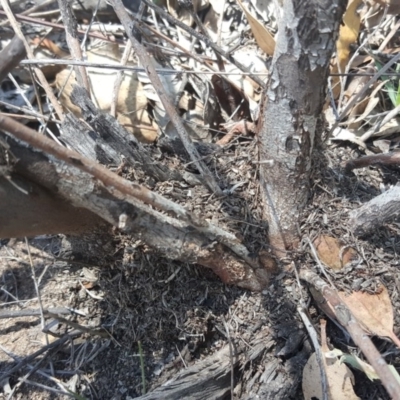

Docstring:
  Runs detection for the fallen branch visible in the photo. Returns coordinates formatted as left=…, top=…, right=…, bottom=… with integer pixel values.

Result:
left=0, top=307, right=74, bottom=319
left=345, top=151, right=400, bottom=171
left=0, top=36, right=26, bottom=83
left=0, top=114, right=261, bottom=271
left=0, top=127, right=270, bottom=291
left=348, top=184, right=400, bottom=236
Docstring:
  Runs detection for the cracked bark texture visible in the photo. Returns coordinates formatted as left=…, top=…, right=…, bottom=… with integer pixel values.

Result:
left=258, top=0, right=346, bottom=252
left=0, top=133, right=269, bottom=291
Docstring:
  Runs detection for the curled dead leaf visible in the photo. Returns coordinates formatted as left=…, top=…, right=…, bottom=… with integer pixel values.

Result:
left=338, top=285, right=400, bottom=347
left=236, top=0, right=275, bottom=56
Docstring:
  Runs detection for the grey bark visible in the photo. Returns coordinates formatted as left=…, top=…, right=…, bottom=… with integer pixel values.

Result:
left=0, top=132, right=268, bottom=291
left=63, top=86, right=185, bottom=183
left=136, top=345, right=241, bottom=400
left=258, top=0, right=346, bottom=252
left=0, top=36, right=26, bottom=83
left=349, top=184, right=400, bottom=236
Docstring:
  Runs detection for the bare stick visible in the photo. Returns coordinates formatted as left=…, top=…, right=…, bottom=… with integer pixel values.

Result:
left=345, top=151, right=400, bottom=171
left=298, top=307, right=328, bottom=400
left=0, top=307, right=74, bottom=319
left=110, top=0, right=222, bottom=195
left=0, top=0, right=64, bottom=121
left=0, top=10, right=120, bottom=43
left=0, top=36, right=26, bottom=83
left=24, top=237, right=54, bottom=376
left=57, top=0, right=90, bottom=93
left=348, top=184, right=400, bottom=236
left=300, top=268, right=400, bottom=399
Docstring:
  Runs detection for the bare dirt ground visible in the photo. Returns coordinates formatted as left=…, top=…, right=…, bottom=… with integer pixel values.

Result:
left=1, top=141, right=400, bottom=399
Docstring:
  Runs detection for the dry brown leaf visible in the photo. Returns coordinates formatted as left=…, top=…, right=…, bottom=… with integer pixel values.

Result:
left=313, top=235, right=357, bottom=271
left=303, top=353, right=360, bottom=400
left=303, top=320, right=359, bottom=400
left=55, top=43, right=156, bottom=143
left=331, top=0, right=363, bottom=98
left=339, top=285, right=400, bottom=347
left=236, top=0, right=275, bottom=56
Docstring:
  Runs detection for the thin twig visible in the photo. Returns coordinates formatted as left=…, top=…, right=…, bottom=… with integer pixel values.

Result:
left=24, top=238, right=54, bottom=376
left=0, top=0, right=55, bottom=27
left=138, top=341, right=146, bottom=394
left=345, top=151, right=400, bottom=171
left=0, top=10, right=120, bottom=43
left=306, top=237, right=335, bottom=287
left=297, top=307, right=328, bottom=400
left=0, top=0, right=64, bottom=121
left=20, top=58, right=269, bottom=75
left=57, top=0, right=90, bottom=93
left=0, top=307, right=74, bottom=319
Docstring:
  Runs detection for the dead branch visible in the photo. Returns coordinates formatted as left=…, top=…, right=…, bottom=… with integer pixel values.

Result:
left=57, top=0, right=90, bottom=93
left=345, top=151, right=400, bottom=171
left=348, top=184, right=400, bottom=236
left=0, top=114, right=260, bottom=269
left=300, top=268, right=400, bottom=399
left=0, top=308, right=77, bottom=319
left=1, top=129, right=270, bottom=291
left=0, top=36, right=26, bottom=83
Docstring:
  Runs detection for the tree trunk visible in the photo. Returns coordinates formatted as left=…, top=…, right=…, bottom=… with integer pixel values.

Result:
left=258, top=0, right=346, bottom=253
